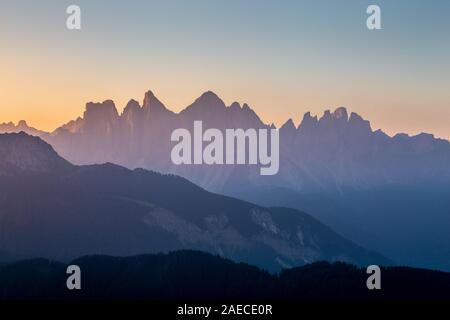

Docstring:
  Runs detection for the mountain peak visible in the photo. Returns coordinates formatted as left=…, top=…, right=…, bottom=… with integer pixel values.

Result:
left=0, top=132, right=72, bottom=175
left=298, top=112, right=319, bottom=133
left=349, top=112, right=363, bottom=122
left=17, top=120, right=28, bottom=128
left=143, top=90, right=169, bottom=113
left=349, top=112, right=372, bottom=133
left=195, top=91, right=225, bottom=107
left=123, top=99, right=141, bottom=115
left=242, top=103, right=253, bottom=111
left=200, top=90, right=221, bottom=100
left=85, top=100, right=119, bottom=118
left=300, top=112, right=318, bottom=125
left=333, top=107, right=348, bottom=121
left=0, top=120, right=46, bottom=137
left=229, top=102, right=241, bottom=110
left=281, top=118, right=296, bottom=131
left=122, top=100, right=142, bottom=125
left=320, top=110, right=332, bottom=122
left=144, top=90, right=156, bottom=100
left=181, top=91, right=226, bottom=115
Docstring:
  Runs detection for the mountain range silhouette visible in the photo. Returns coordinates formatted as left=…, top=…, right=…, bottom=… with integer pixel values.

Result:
left=2, top=250, right=449, bottom=300
left=0, top=132, right=389, bottom=271
left=1, top=90, right=450, bottom=271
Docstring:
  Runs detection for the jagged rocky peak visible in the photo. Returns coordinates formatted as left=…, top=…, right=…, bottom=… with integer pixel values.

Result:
left=349, top=112, right=372, bottom=132
left=333, top=107, right=349, bottom=121
left=59, top=117, right=84, bottom=134
left=319, top=110, right=333, bottom=122
left=229, top=101, right=260, bottom=118
left=0, top=120, right=30, bottom=130
left=84, top=100, right=119, bottom=121
left=280, top=119, right=297, bottom=141
left=143, top=90, right=169, bottom=113
left=318, top=107, right=348, bottom=122
left=123, top=99, right=142, bottom=115
left=297, top=112, right=319, bottom=134
left=121, top=100, right=143, bottom=127
left=242, top=103, right=252, bottom=111
left=241, top=103, right=258, bottom=116
left=297, top=108, right=374, bottom=135
left=241, top=103, right=261, bottom=118
left=0, top=120, right=47, bottom=136
left=300, top=112, right=318, bottom=126
left=349, top=112, right=364, bottom=123
left=280, top=118, right=296, bottom=131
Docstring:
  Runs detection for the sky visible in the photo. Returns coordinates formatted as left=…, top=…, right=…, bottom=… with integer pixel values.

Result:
left=0, top=0, right=449, bottom=139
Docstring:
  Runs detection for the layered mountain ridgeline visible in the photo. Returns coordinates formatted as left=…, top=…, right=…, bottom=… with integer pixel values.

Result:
left=1, top=250, right=450, bottom=300
left=0, top=120, right=46, bottom=137
left=42, top=91, right=270, bottom=180
left=33, top=90, right=450, bottom=271
left=0, top=132, right=388, bottom=271
left=40, top=90, right=450, bottom=192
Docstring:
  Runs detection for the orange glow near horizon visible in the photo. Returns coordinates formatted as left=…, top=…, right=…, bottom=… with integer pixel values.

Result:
left=1, top=1, right=449, bottom=139
left=1, top=66, right=449, bottom=140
